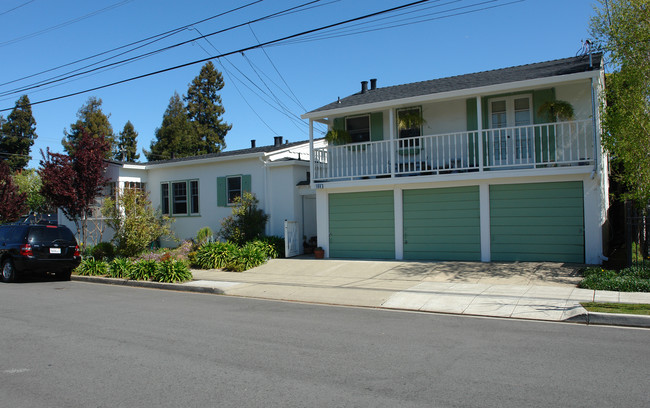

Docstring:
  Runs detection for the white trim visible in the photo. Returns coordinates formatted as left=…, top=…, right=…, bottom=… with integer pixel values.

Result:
left=394, top=188, right=403, bottom=260
left=316, top=189, right=329, bottom=257
left=302, top=71, right=600, bottom=120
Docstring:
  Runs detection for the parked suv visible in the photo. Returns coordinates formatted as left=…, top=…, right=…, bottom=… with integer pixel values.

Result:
left=0, top=223, right=81, bottom=282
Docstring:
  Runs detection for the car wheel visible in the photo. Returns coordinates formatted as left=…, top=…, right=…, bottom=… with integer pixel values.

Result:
left=2, top=259, right=16, bottom=283
left=56, top=269, right=72, bottom=281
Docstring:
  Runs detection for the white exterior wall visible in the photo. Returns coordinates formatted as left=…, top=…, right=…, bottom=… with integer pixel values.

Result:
left=267, top=163, right=311, bottom=238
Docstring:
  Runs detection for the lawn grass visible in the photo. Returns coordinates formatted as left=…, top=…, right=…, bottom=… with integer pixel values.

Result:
left=581, top=302, right=650, bottom=315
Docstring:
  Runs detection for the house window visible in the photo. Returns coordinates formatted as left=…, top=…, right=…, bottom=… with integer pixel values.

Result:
left=346, top=115, right=370, bottom=143
left=125, top=181, right=146, bottom=191
left=488, top=94, right=533, bottom=164
left=190, top=180, right=199, bottom=214
left=227, top=176, right=242, bottom=204
left=172, top=181, right=187, bottom=215
left=161, top=183, right=170, bottom=215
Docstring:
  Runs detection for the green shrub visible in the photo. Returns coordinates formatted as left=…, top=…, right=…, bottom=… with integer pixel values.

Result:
left=226, top=242, right=267, bottom=272
left=153, top=260, right=192, bottom=283
left=128, top=260, right=157, bottom=281
left=108, top=258, right=133, bottom=279
left=579, top=266, right=650, bottom=292
left=251, top=236, right=285, bottom=259
left=92, top=242, right=115, bottom=260
left=218, top=192, right=269, bottom=245
left=196, top=226, right=213, bottom=246
left=76, top=258, right=109, bottom=276
left=194, top=242, right=238, bottom=269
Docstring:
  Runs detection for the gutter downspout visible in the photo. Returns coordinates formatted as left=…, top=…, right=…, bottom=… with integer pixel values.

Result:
left=591, top=76, right=599, bottom=179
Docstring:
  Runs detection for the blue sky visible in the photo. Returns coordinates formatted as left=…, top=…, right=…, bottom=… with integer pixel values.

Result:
left=0, top=0, right=598, bottom=168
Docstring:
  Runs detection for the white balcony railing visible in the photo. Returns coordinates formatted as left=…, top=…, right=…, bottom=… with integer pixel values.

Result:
left=312, top=120, right=594, bottom=182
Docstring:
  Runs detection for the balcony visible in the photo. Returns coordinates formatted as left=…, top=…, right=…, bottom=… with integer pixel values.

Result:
left=312, top=120, right=595, bottom=183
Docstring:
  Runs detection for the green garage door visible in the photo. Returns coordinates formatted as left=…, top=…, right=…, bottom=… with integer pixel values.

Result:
left=490, top=181, right=584, bottom=263
left=329, top=191, right=395, bottom=259
left=403, top=186, right=481, bottom=261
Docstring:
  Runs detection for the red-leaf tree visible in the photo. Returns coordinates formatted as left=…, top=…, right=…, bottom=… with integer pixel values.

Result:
left=40, top=131, right=109, bottom=246
left=0, top=161, right=27, bottom=223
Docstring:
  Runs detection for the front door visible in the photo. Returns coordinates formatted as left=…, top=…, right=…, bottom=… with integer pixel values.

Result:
left=488, top=95, right=533, bottom=166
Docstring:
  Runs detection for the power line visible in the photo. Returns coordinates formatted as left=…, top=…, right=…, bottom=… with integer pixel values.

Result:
left=0, top=0, right=35, bottom=17
left=0, top=0, right=322, bottom=98
left=0, top=0, right=265, bottom=89
left=0, top=0, right=435, bottom=112
left=0, top=0, right=135, bottom=48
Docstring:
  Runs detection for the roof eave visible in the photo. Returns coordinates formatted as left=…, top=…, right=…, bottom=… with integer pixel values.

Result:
left=302, top=70, right=600, bottom=120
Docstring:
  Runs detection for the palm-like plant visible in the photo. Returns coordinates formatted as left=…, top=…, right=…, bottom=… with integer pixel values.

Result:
left=537, top=100, right=575, bottom=122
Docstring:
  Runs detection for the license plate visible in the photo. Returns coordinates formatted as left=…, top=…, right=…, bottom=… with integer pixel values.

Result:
left=50, top=248, right=61, bottom=254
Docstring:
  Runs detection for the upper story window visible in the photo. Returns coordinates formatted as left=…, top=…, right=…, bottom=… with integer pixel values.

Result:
left=346, top=115, right=370, bottom=143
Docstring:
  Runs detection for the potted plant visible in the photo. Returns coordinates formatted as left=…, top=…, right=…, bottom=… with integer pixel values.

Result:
left=325, top=128, right=351, bottom=145
left=537, top=100, right=575, bottom=122
left=313, top=246, right=325, bottom=259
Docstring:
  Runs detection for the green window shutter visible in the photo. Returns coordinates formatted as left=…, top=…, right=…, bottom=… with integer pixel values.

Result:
left=533, top=88, right=556, bottom=162
left=217, top=177, right=226, bottom=207
left=242, top=174, right=252, bottom=193
left=370, top=112, right=383, bottom=141
left=333, top=117, right=345, bottom=131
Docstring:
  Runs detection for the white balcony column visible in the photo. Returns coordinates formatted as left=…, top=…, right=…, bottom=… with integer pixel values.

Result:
left=479, top=183, right=491, bottom=262
left=316, top=189, right=329, bottom=257
left=389, top=109, right=396, bottom=178
left=477, top=96, right=484, bottom=172
left=309, top=118, right=314, bottom=188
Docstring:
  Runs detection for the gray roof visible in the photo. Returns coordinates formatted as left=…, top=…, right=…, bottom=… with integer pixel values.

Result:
left=309, top=53, right=602, bottom=114
left=143, top=138, right=314, bottom=166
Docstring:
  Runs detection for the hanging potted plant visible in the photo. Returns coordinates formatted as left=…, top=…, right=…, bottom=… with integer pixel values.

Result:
left=325, top=128, right=351, bottom=145
left=537, top=100, right=575, bottom=122
left=397, top=110, right=426, bottom=132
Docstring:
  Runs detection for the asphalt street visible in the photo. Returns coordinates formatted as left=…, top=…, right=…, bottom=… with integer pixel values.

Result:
left=1, top=280, right=649, bottom=407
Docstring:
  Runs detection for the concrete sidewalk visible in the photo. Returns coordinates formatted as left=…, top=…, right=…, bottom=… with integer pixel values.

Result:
left=184, top=258, right=650, bottom=325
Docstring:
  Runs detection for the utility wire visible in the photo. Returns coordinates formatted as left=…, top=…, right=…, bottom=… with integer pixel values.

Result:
left=0, top=0, right=322, bottom=98
left=0, top=0, right=265, bottom=89
left=0, top=0, right=35, bottom=17
left=0, top=0, right=436, bottom=112
left=0, top=0, right=135, bottom=48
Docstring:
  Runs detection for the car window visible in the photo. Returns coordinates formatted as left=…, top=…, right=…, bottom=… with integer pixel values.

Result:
left=28, top=227, right=75, bottom=243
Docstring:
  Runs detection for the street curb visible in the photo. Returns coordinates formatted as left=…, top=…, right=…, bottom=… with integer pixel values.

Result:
left=565, top=311, right=650, bottom=328
left=71, top=275, right=225, bottom=295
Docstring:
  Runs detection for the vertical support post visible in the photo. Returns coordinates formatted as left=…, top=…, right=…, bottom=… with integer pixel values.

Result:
left=389, top=109, right=396, bottom=178
left=316, top=189, right=329, bottom=258
left=479, top=183, right=491, bottom=262
left=309, top=118, right=314, bottom=187
left=477, top=96, right=484, bottom=172
left=394, top=188, right=403, bottom=260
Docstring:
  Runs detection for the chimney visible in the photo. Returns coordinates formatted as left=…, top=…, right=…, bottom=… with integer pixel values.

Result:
left=274, top=136, right=283, bottom=147
left=361, top=80, right=368, bottom=94
left=250, top=139, right=256, bottom=148
left=370, top=78, right=377, bottom=90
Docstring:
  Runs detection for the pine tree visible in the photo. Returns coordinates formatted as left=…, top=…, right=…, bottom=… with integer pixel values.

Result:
left=63, top=96, right=114, bottom=157
left=145, top=92, right=194, bottom=161
left=0, top=95, right=37, bottom=172
left=185, top=61, right=232, bottom=154
left=114, top=120, right=140, bottom=162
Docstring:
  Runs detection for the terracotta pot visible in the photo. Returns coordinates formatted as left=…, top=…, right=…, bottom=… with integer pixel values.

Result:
left=314, top=249, right=325, bottom=259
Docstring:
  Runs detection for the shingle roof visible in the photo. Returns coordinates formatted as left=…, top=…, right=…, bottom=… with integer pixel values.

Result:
left=308, top=53, right=602, bottom=114
left=144, top=138, right=313, bottom=165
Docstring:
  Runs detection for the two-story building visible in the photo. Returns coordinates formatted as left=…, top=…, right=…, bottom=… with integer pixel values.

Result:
left=302, top=53, right=608, bottom=264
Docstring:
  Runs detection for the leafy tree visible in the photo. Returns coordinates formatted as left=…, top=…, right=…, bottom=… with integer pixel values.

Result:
left=114, top=120, right=140, bottom=162
left=145, top=92, right=195, bottom=160
left=218, top=192, right=269, bottom=245
left=185, top=61, right=232, bottom=154
left=40, top=131, right=110, bottom=246
left=102, top=188, right=174, bottom=257
left=0, top=161, right=27, bottom=223
left=12, top=169, right=47, bottom=213
left=591, top=0, right=650, bottom=205
left=63, top=97, right=114, bottom=157
left=0, top=95, right=37, bottom=172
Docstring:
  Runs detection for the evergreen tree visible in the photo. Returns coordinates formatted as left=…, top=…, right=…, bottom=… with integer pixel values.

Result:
left=114, top=120, right=140, bottom=162
left=591, top=0, right=650, bottom=204
left=63, top=96, right=114, bottom=157
left=145, top=92, right=194, bottom=161
left=185, top=61, right=231, bottom=154
left=0, top=95, right=37, bottom=172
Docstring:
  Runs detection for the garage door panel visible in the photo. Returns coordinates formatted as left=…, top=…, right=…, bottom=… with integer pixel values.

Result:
left=403, top=186, right=480, bottom=261
left=329, top=191, right=395, bottom=259
left=490, top=182, right=584, bottom=263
